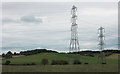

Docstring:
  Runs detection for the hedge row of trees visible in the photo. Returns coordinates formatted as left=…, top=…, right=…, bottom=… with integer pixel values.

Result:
left=4, top=58, right=88, bottom=65
left=2, top=49, right=120, bottom=59
left=20, top=49, right=58, bottom=56
left=70, top=50, right=120, bottom=57
left=2, top=51, right=13, bottom=59
left=2, top=49, right=58, bottom=59
left=4, top=60, right=36, bottom=65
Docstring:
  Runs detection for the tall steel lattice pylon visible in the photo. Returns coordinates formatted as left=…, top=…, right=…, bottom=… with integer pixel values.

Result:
left=98, top=27, right=105, bottom=63
left=69, top=5, right=80, bottom=52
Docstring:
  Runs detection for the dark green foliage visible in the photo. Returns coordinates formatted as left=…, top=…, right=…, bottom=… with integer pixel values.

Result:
left=26, top=63, right=30, bottom=65
left=41, top=58, right=49, bottom=65
left=89, top=54, right=94, bottom=57
left=5, top=60, right=11, bottom=65
left=102, top=62, right=106, bottom=64
left=7, top=51, right=13, bottom=55
left=73, top=59, right=81, bottom=64
left=23, top=63, right=36, bottom=65
left=13, top=52, right=19, bottom=55
left=69, top=50, right=120, bottom=57
left=2, top=53, right=118, bottom=65
left=14, top=52, right=17, bottom=55
left=105, top=52, right=112, bottom=56
left=20, top=49, right=58, bottom=56
left=5, top=51, right=12, bottom=59
left=21, top=63, right=36, bottom=65
left=31, top=62, right=36, bottom=65
left=84, top=62, right=88, bottom=64
left=23, top=64, right=26, bottom=66
left=51, top=60, right=56, bottom=65
left=51, top=60, right=69, bottom=65
left=2, top=53, right=5, bottom=57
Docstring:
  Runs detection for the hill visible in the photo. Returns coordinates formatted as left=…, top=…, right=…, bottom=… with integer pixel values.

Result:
left=105, top=54, right=120, bottom=60
left=2, top=53, right=119, bottom=72
left=2, top=53, right=118, bottom=65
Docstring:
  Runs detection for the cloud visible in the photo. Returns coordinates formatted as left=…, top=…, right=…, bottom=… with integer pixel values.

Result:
left=3, top=15, right=43, bottom=24
left=2, top=18, right=20, bottom=24
left=20, top=15, right=43, bottom=23
left=1, top=2, right=118, bottom=54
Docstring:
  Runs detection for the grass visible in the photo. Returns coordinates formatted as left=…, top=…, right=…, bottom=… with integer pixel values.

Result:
left=105, top=54, right=120, bottom=60
left=2, top=53, right=119, bottom=72
left=2, top=64, right=118, bottom=72
left=2, top=53, right=119, bottom=65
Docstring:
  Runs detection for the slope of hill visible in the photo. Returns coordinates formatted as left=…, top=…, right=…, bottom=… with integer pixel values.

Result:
left=106, top=54, right=120, bottom=60
left=2, top=53, right=118, bottom=65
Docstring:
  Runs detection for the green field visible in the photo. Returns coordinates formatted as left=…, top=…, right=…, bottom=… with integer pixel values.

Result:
left=2, top=53, right=118, bottom=65
left=2, top=53, right=119, bottom=72
left=2, top=64, right=118, bottom=72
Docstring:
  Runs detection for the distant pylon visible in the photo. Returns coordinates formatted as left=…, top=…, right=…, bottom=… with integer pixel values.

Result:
left=69, top=5, right=80, bottom=52
left=98, top=26, right=105, bottom=63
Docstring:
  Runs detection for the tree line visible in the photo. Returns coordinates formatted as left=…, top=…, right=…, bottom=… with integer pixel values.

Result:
left=2, top=49, right=120, bottom=59
left=2, top=49, right=58, bottom=59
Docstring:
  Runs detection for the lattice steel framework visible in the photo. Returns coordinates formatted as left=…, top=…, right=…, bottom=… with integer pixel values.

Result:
left=69, top=5, right=80, bottom=52
left=98, top=27, right=105, bottom=63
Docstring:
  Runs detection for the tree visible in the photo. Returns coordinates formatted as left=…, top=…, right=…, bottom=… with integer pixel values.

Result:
left=2, top=53, right=5, bottom=57
left=41, top=58, right=48, bottom=65
left=7, top=51, right=12, bottom=55
left=51, top=60, right=69, bottom=65
left=73, top=59, right=81, bottom=64
left=14, top=52, right=17, bottom=55
left=5, top=51, right=12, bottom=59
left=5, top=60, right=11, bottom=65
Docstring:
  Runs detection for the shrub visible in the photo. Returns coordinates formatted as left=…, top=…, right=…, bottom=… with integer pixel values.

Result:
left=2, top=53, right=5, bottom=57
left=41, top=58, right=49, bottom=65
left=51, top=60, right=57, bottom=65
left=23, top=64, right=26, bottom=65
left=102, top=62, right=106, bottom=64
left=59, top=60, right=69, bottom=65
left=31, top=62, right=36, bottom=65
left=5, top=51, right=12, bottom=59
left=84, top=62, right=88, bottom=64
left=51, top=60, right=69, bottom=65
left=73, top=59, right=81, bottom=64
left=26, top=63, right=30, bottom=65
left=5, top=60, right=11, bottom=65
left=89, top=54, right=94, bottom=57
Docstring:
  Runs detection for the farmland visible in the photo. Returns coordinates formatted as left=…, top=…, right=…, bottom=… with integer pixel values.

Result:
left=2, top=53, right=119, bottom=72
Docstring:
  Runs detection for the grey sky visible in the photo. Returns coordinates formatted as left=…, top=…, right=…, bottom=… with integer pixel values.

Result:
left=2, top=0, right=119, bottom=2
left=1, top=2, right=118, bottom=53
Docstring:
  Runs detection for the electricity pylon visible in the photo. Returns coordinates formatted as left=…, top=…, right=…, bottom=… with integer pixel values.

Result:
left=98, top=26, right=106, bottom=63
left=69, top=5, right=80, bottom=52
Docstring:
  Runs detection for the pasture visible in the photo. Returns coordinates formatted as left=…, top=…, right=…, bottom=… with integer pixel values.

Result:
left=2, top=53, right=119, bottom=72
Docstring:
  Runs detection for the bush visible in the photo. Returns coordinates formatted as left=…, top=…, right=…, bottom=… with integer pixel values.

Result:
left=5, top=51, right=12, bottom=59
left=51, top=60, right=69, bottom=65
left=31, top=62, right=36, bottom=65
left=59, top=60, right=69, bottom=65
left=23, top=64, right=26, bottom=65
left=41, top=58, right=49, bottom=65
left=26, top=63, right=30, bottom=65
left=51, top=60, right=57, bottom=65
left=5, top=60, right=11, bottom=65
left=73, top=59, right=81, bottom=64
left=84, top=62, right=88, bottom=64
left=2, top=53, right=5, bottom=57
left=102, top=62, right=106, bottom=64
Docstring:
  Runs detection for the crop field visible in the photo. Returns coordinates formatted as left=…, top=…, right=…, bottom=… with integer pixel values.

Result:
left=2, top=53, right=120, bottom=72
